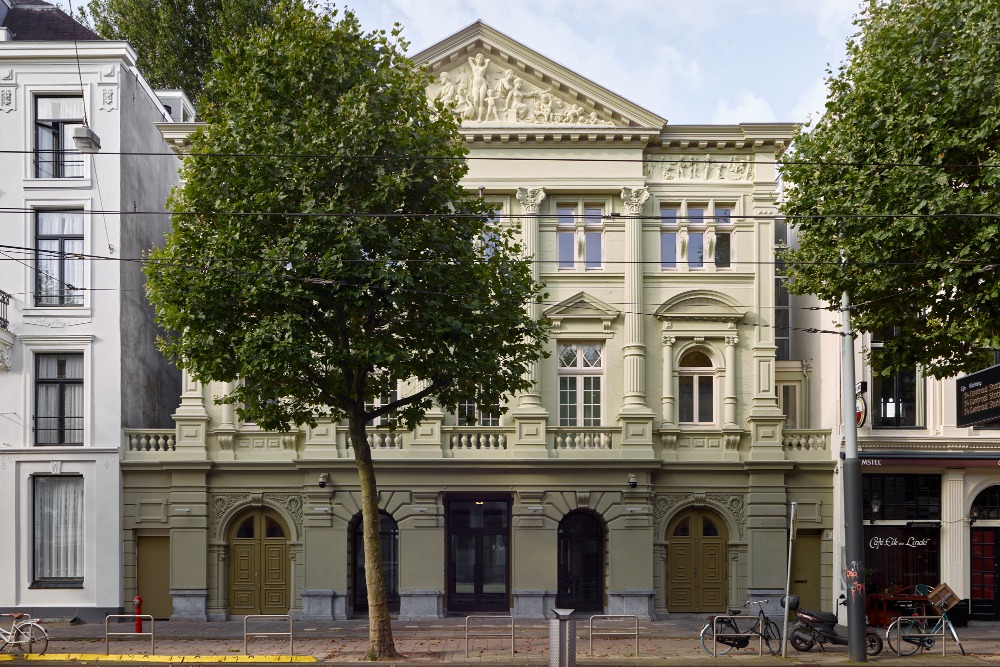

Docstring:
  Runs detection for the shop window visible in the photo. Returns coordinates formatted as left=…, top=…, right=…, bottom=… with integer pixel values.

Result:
left=862, top=474, right=941, bottom=521
left=558, top=343, right=603, bottom=426
left=871, top=329, right=924, bottom=428
left=32, top=475, right=84, bottom=587
left=678, top=349, right=714, bottom=424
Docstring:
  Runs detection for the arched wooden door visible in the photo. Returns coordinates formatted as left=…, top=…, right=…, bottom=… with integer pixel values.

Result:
left=228, top=509, right=290, bottom=616
left=666, top=508, right=728, bottom=612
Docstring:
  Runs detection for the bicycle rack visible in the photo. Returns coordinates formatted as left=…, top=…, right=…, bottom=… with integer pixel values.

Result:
left=104, top=615, right=154, bottom=655
left=588, top=615, right=638, bottom=656
left=243, top=614, right=294, bottom=655
left=464, top=615, right=514, bottom=657
left=711, top=614, right=763, bottom=657
left=890, top=615, right=950, bottom=656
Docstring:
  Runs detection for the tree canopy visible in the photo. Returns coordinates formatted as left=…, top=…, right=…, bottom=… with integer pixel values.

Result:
left=144, top=2, right=547, bottom=658
left=780, top=0, right=1000, bottom=377
left=81, top=0, right=278, bottom=108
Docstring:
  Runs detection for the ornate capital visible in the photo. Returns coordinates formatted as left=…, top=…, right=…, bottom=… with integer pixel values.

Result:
left=662, top=334, right=676, bottom=347
left=0, top=341, right=10, bottom=372
left=516, top=187, right=546, bottom=214
left=620, top=186, right=649, bottom=216
left=725, top=335, right=739, bottom=346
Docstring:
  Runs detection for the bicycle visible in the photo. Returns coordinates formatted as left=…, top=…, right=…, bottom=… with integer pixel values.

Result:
left=700, top=599, right=782, bottom=656
left=885, top=586, right=965, bottom=656
left=0, top=613, right=49, bottom=654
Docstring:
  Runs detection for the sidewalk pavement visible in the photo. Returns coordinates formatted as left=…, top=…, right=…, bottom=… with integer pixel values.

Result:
left=13, top=614, right=1000, bottom=665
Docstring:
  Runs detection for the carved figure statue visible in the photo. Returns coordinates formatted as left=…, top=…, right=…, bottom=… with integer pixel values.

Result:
left=706, top=228, right=717, bottom=262
left=485, top=88, right=501, bottom=121
left=537, top=91, right=555, bottom=123
left=505, top=77, right=537, bottom=122
left=455, top=82, right=475, bottom=120
left=563, top=104, right=583, bottom=124
left=493, top=69, right=516, bottom=114
left=435, top=71, right=456, bottom=106
left=468, top=53, right=491, bottom=121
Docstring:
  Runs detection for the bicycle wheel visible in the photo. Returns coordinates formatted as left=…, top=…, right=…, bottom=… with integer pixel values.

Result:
left=700, top=619, right=736, bottom=656
left=945, top=619, right=966, bottom=656
left=886, top=618, right=921, bottom=656
left=12, top=622, right=48, bottom=655
left=760, top=619, right=781, bottom=655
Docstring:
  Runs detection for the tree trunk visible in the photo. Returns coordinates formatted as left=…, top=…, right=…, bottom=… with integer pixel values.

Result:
left=350, top=416, right=401, bottom=660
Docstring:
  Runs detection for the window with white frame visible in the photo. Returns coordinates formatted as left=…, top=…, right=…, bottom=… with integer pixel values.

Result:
left=687, top=207, right=705, bottom=269
left=871, top=329, right=924, bottom=428
left=35, top=353, right=84, bottom=445
left=457, top=390, right=500, bottom=427
left=556, top=203, right=603, bottom=269
left=660, top=205, right=678, bottom=269
left=481, top=205, right=502, bottom=260
left=558, top=343, right=603, bottom=426
left=35, top=96, right=85, bottom=178
left=713, top=206, right=733, bottom=268
left=33, top=475, right=84, bottom=586
left=366, top=384, right=398, bottom=427
left=678, top=349, right=714, bottom=424
left=36, top=210, right=85, bottom=306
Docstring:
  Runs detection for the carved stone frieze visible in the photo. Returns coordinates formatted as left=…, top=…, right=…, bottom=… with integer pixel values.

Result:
left=431, top=55, right=618, bottom=126
left=210, top=492, right=304, bottom=534
left=707, top=493, right=747, bottom=529
left=268, top=493, right=304, bottom=527
left=644, top=156, right=755, bottom=182
left=652, top=493, right=689, bottom=528
left=210, top=493, right=251, bottom=528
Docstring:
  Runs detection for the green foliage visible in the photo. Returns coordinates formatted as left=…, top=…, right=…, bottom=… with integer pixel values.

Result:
left=80, top=0, right=278, bottom=108
left=145, top=0, right=548, bottom=434
left=780, top=0, right=1000, bottom=376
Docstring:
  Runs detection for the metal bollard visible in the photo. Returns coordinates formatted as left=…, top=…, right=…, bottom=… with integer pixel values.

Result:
left=549, top=608, right=576, bottom=667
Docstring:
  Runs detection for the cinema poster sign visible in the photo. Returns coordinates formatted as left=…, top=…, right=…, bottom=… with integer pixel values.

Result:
left=957, top=364, right=1000, bottom=427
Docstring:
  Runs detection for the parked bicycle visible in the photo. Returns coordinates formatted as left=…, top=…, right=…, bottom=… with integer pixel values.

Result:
left=0, top=613, right=49, bottom=654
left=885, top=584, right=965, bottom=656
left=700, top=599, right=781, bottom=656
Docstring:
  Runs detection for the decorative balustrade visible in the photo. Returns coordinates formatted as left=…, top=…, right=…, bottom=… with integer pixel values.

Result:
left=781, top=429, right=829, bottom=452
left=447, top=428, right=508, bottom=451
left=552, top=428, right=614, bottom=450
left=126, top=430, right=176, bottom=452
left=347, top=430, right=403, bottom=450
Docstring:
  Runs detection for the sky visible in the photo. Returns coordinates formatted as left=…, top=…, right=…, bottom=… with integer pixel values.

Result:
left=341, top=0, right=869, bottom=125
left=57, top=0, right=868, bottom=125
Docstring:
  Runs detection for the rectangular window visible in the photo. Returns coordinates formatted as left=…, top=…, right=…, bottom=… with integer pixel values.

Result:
left=33, top=475, right=84, bottom=586
left=557, top=206, right=576, bottom=269
left=35, top=96, right=85, bottom=178
left=678, top=375, right=714, bottom=423
left=367, top=385, right=398, bottom=428
left=778, top=382, right=799, bottom=429
left=775, top=218, right=791, bottom=360
left=714, top=207, right=732, bottom=268
left=583, top=206, right=603, bottom=269
left=35, top=353, right=84, bottom=445
left=557, top=343, right=603, bottom=426
left=660, top=206, right=678, bottom=269
left=687, top=207, right=705, bottom=268
left=862, top=474, right=941, bottom=521
left=871, top=329, right=924, bottom=429
left=457, top=389, right=499, bottom=427
left=36, top=210, right=85, bottom=306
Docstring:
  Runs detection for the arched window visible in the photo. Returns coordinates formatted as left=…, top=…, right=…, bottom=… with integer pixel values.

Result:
left=678, top=349, right=715, bottom=424
left=972, top=486, right=1000, bottom=521
left=353, top=512, right=399, bottom=612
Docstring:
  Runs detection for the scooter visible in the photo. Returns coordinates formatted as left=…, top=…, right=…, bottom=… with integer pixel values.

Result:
left=782, top=593, right=883, bottom=656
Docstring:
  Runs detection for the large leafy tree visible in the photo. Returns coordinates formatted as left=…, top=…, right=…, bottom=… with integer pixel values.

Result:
left=144, top=2, right=547, bottom=659
left=781, top=0, right=1000, bottom=376
left=80, top=0, right=278, bottom=108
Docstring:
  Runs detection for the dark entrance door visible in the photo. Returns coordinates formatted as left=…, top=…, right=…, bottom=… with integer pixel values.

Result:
left=971, top=528, right=999, bottom=619
left=447, top=498, right=510, bottom=613
left=557, top=511, right=604, bottom=611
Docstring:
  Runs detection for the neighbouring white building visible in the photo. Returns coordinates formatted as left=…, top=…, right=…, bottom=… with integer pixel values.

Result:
left=0, top=0, right=186, bottom=620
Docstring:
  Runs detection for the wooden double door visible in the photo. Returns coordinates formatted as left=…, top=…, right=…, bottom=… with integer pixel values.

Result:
left=972, top=528, right=999, bottom=619
left=228, top=509, right=290, bottom=615
left=666, top=509, right=728, bottom=612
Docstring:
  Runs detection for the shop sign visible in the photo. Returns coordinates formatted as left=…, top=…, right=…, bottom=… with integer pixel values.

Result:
left=868, top=535, right=932, bottom=550
left=957, top=364, right=1000, bottom=427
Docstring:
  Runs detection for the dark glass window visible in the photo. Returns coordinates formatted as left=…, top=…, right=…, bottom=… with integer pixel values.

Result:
left=35, top=96, right=84, bottom=178
left=35, top=353, right=83, bottom=445
left=871, top=328, right=923, bottom=428
left=862, top=474, right=941, bottom=521
left=353, top=512, right=399, bottom=612
left=971, top=485, right=1000, bottom=520
left=36, top=211, right=85, bottom=306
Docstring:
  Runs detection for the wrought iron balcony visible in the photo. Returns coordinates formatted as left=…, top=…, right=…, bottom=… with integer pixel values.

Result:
left=0, top=288, right=9, bottom=330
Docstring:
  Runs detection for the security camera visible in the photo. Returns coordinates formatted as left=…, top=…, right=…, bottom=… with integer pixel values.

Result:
left=318, top=473, right=330, bottom=489
left=627, top=473, right=638, bottom=488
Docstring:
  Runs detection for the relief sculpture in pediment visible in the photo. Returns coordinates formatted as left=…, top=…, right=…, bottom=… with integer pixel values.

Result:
left=644, top=155, right=755, bottom=182
left=431, top=53, right=616, bottom=126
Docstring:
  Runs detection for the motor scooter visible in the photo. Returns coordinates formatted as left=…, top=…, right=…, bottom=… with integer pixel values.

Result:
left=782, top=594, right=883, bottom=655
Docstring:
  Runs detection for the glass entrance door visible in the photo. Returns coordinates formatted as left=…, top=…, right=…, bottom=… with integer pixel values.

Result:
left=971, top=528, right=998, bottom=619
left=447, top=499, right=510, bottom=612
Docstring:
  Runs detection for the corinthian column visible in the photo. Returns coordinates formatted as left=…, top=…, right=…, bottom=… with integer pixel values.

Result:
left=515, top=186, right=545, bottom=409
left=661, top=334, right=676, bottom=425
left=724, top=335, right=739, bottom=428
left=620, top=186, right=650, bottom=409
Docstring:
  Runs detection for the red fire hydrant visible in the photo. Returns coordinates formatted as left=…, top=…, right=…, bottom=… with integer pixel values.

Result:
left=133, top=596, right=143, bottom=633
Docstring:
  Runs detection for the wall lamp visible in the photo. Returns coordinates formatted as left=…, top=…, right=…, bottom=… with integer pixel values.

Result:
left=318, top=472, right=330, bottom=489
left=971, top=507, right=980, bottom=525
left=869, top=495, right=881, bottom=525
left=627, top=473, right=637, bottom=489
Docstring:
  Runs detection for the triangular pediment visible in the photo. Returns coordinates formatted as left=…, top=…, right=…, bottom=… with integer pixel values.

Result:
left=543, top=292, right=621, bottom=322
left=655, top=291, right=747, bottom=323
left=413, top=21, right=666, bottom=131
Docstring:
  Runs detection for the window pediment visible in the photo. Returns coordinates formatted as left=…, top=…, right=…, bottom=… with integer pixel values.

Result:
left=655, top=291, right=746, bottom=324
left=544, top=292, right=620, bottom=336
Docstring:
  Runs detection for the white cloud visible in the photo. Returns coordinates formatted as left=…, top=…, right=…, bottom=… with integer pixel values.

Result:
left=789, top=77, right=831, bottom=126
left=712, top=91, right=776, bottom=124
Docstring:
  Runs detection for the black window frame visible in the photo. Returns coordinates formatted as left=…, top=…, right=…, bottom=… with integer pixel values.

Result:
left=871, top=328, right=923, bottom=429
left=34, top=352, right=84, bottom=446
left=35, top=210, right=85, bottom=307
left=862, top=474, right=941, bottom=522
left=34, top=96, right=85, bottom=179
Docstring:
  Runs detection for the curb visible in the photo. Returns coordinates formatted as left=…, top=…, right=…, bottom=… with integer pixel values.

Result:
left=23, top=656, right=316, bottom=663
